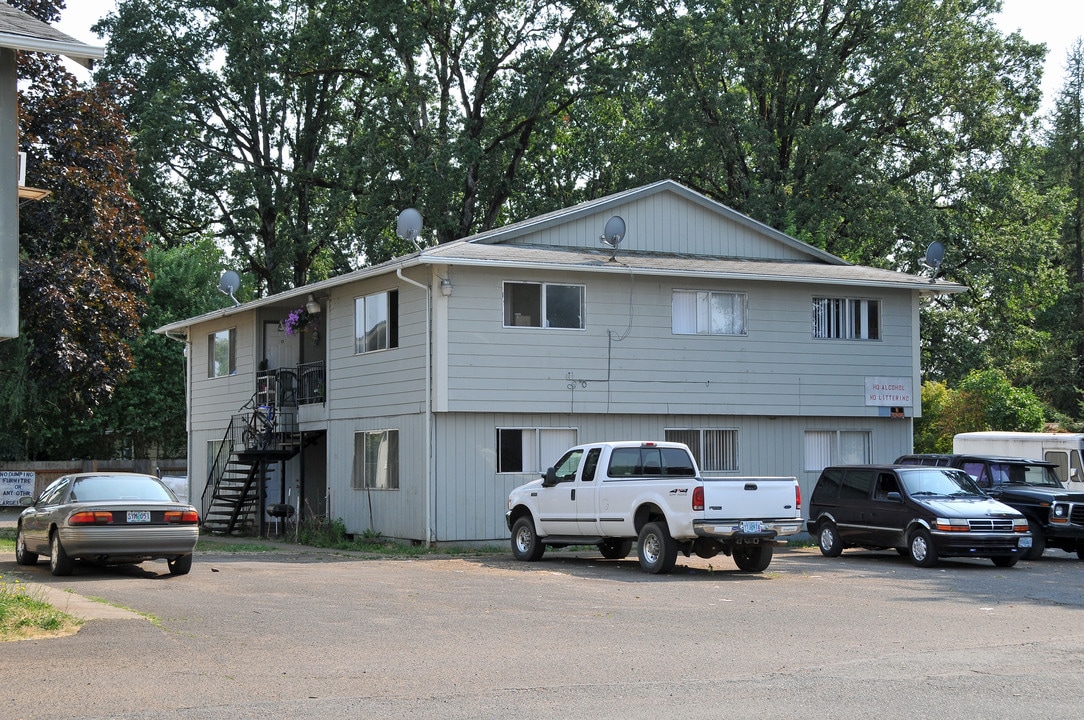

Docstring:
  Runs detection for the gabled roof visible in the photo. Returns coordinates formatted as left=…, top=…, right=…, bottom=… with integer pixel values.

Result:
left=156, top=180, right=966, bottom=334
left=0, top=2, right=104, bottom=68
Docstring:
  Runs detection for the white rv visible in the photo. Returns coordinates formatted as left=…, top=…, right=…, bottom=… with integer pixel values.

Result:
left=953, top=432, right=1084, bottom=489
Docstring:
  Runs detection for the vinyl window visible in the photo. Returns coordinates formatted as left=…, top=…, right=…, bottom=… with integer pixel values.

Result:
left=665, top=429, right=739, bottom=472
left=497, top=428, right=577, bottom=473
left=352, top=429, right=399, bottom=490
left=207, top=329, right=236, bottom=378
left=812, top=297, right=880, bottom=340
left=804, top=430, right=871, bottom=472
left=355, top=290, right=399, bottom=354
left=503, top=282, right=585, bottom=329
left=672, top=290, right=746, bottom=335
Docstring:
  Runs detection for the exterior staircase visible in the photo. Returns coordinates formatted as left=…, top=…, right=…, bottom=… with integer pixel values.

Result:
left=201, top=387, right=302, bottom=535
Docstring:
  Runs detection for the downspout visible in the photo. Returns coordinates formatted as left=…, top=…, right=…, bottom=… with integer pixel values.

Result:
left=165, top=330, right=192, bottom=502
left=396, top=266, right=434, bottom=545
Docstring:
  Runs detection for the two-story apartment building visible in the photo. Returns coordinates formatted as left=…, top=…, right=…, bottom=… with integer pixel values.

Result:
left=157, top=180, right=964, bottom=543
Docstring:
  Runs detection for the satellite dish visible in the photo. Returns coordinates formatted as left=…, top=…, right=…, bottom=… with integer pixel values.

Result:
left=600, top=216, right=626, bottom=261
left=218, top=270, right=241, bottom=307
left=397, top=208, right=424, bottom=249
left=922, top=241, right=945, bottom=281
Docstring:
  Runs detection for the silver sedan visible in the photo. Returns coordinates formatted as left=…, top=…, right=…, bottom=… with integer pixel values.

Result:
left=16, top=472, right=199, bottom=576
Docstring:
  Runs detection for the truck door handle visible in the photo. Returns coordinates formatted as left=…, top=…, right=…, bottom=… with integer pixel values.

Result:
left=571, top=489, right=576, bottom=501
left=744, top=483, right=758, bottom=491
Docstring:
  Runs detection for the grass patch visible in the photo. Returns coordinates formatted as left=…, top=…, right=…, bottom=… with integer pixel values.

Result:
left=0, top=527, right=15, bottom=553
left=0, top=577, right=82, bottom=642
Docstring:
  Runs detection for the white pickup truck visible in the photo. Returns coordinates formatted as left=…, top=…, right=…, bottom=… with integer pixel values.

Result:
left=505, top=441, right=803, bottom=574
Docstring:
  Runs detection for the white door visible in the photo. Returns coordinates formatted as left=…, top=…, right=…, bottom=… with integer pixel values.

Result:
left=264, top=321, right=299, bottom=370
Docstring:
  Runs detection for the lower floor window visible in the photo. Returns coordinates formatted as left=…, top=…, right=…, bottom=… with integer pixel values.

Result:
left=665, top=428, right=738, bottom=472
left=804, top=430, right=871, bottom=472
left=353, top=429, right=399, bottom=489
left=497, top=427, right=577, bottom=473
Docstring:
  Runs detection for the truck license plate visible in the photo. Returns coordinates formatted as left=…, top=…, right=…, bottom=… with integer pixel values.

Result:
left=127, top=511, right=150, bottom=523
left=1019, top=537, right=1033, bottom=548
left=741, top=521, right=763, bottom=533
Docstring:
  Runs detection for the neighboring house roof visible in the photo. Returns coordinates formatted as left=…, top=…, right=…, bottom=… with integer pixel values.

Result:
left=156, top=180, right=966, bottom=335
left=0, top=2, right=104, bottom=67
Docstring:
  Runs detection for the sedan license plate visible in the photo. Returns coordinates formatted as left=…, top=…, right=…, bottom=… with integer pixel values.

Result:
left=741, top=520, right=763, bottom=534
left=1019, top=537, right=1033, bottom=548
left=127, top=511, right=151, bottom=523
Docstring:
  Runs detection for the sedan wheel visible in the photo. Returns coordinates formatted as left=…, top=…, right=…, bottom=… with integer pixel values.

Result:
left=50, top=531, right=74, bottom=577
left=15, top=528, right=38, bottom=566
left=168, top=554, right=193, bottom=576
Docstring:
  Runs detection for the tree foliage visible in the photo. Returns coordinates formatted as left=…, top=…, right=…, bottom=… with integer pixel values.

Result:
left=0, top=0, right=151, bottom=459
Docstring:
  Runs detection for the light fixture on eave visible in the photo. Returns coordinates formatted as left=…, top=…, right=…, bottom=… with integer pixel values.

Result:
left=305, top=293, right=321, bottom=314
left=600, top=215, right=626, bottom=262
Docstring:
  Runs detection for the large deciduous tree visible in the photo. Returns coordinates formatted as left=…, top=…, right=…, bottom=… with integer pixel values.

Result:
left=0, top=0, right=151, bottom=459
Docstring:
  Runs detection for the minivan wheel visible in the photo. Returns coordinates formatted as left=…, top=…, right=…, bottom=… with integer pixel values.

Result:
left=909, top=528, right=938, bottom=568
left=817, top=521, right=843, bottom=557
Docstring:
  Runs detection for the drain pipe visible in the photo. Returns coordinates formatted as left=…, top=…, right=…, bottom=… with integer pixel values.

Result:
left=396, top=266, right=434, bottom=545
left=164, top=330, right=192, bottom=501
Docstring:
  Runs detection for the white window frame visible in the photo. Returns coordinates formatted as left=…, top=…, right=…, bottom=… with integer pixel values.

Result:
left=496, top=427, right=578, bottom=473
left=804, top=430, right=872, bottom=472
left=503, top=282, right=586, bottom=329
left=207, top=328, right=236, bottom=378
left=811, top=297, right=880, bottom=340
left=354, top=290, right=399, bottom=354
left=352, top=429, right=400, bottom=490
left=665, top=428, right=739, bottom=472
left=672, top=290, right=747, bottom=336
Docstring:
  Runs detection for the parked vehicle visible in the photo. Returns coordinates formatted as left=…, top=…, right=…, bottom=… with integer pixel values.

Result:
left=505, top=441, right=802, bottom=574
left=953, top=431, right=1084, bottom=488
left=16, top=473, right=200, bottom=576
left=806, top=465, right=1031, bottom=568
left=896, top=453, right=1084, bottom=561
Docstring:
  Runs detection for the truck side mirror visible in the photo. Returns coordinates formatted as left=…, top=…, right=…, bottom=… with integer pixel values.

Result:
left=541, top=467, right=558, bottom=487
left=885, top=491, right=902, bottom=502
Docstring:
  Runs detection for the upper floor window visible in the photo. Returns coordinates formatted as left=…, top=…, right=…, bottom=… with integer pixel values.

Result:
left=207, top=329, right=236, bottom=378
left=503, top=282, right=585, bottom=329
left=812, top=297, right=880, bottom=340
left=355, top=290, right=399, bottom=354
left=672, top=290, right=746, bottom=335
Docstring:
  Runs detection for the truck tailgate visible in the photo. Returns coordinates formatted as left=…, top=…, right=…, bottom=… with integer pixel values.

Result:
left=701, top=477, right=798, bottom=519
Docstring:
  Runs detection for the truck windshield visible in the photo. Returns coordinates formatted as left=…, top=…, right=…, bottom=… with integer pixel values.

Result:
left=987, top=463, right=1063, bottom=488
left=899, top=468, right=984, bottom=498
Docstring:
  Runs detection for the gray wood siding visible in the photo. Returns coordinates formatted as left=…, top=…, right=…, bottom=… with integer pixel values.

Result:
left=441, top=266, right=916, bottom=417
left=431, top=412, right=912, bottom=542
left=325, top=411, right=426, bottom=540
left=189, top=318, right=258, bottom=434
left=506, top=194, right=811, bottom=260
left=321, top=277, right=428, bottom=421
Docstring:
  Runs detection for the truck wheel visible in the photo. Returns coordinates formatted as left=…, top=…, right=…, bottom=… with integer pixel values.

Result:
left=1025, top=520, right=1046, bottom=560
left=511, top=517, right=545, bottom=562
left=599, top=539, right=633, bottom=560
left=733, top=544, right=773, bottom=572
left=1077, top=541, right=1084, bottom=561
left=991, top=556, right=1018, bottom=568
left=637, top=522, right=677, bottom=574
left=817, top=521, right=844, bottom=557
left=908, top=528, right=938, bottom=568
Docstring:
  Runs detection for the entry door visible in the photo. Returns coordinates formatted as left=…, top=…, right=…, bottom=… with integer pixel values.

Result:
left=264, top=321, right=299, bottom=371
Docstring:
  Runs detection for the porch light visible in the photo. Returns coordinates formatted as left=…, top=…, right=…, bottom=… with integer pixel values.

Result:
left=305, top=294, right=321, bottom=314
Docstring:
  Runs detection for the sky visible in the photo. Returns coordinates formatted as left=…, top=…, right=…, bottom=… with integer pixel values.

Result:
left=52, top=0, right=1084, bottom=113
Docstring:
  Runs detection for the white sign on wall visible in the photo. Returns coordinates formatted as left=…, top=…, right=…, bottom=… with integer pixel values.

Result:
left=865, top=377, right=913, bottom=407
left=0, top=471, right=35, bottom=506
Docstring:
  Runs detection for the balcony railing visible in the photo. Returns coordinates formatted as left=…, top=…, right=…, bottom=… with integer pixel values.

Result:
left=256, top=361, right=325, bottom=407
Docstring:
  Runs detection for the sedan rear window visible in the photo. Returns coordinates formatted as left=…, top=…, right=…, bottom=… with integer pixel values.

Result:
left=70, top=476, right=176, bottom=503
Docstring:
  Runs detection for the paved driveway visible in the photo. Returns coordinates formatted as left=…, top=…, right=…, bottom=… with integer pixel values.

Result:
left=3, top=543, right=1084, bottom=720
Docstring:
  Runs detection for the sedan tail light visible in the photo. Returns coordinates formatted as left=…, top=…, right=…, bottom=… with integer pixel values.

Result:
left=164, top=510, right=200, bottom=524
left=69, top=511, right=114, bottom=525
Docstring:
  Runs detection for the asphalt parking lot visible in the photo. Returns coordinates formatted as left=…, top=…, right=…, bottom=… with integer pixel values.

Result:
left=3, top=541, right=1084, bottom=720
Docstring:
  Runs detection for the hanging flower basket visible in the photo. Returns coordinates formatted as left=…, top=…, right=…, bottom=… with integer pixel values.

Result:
left=283, top=307, right=316, bottom=336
